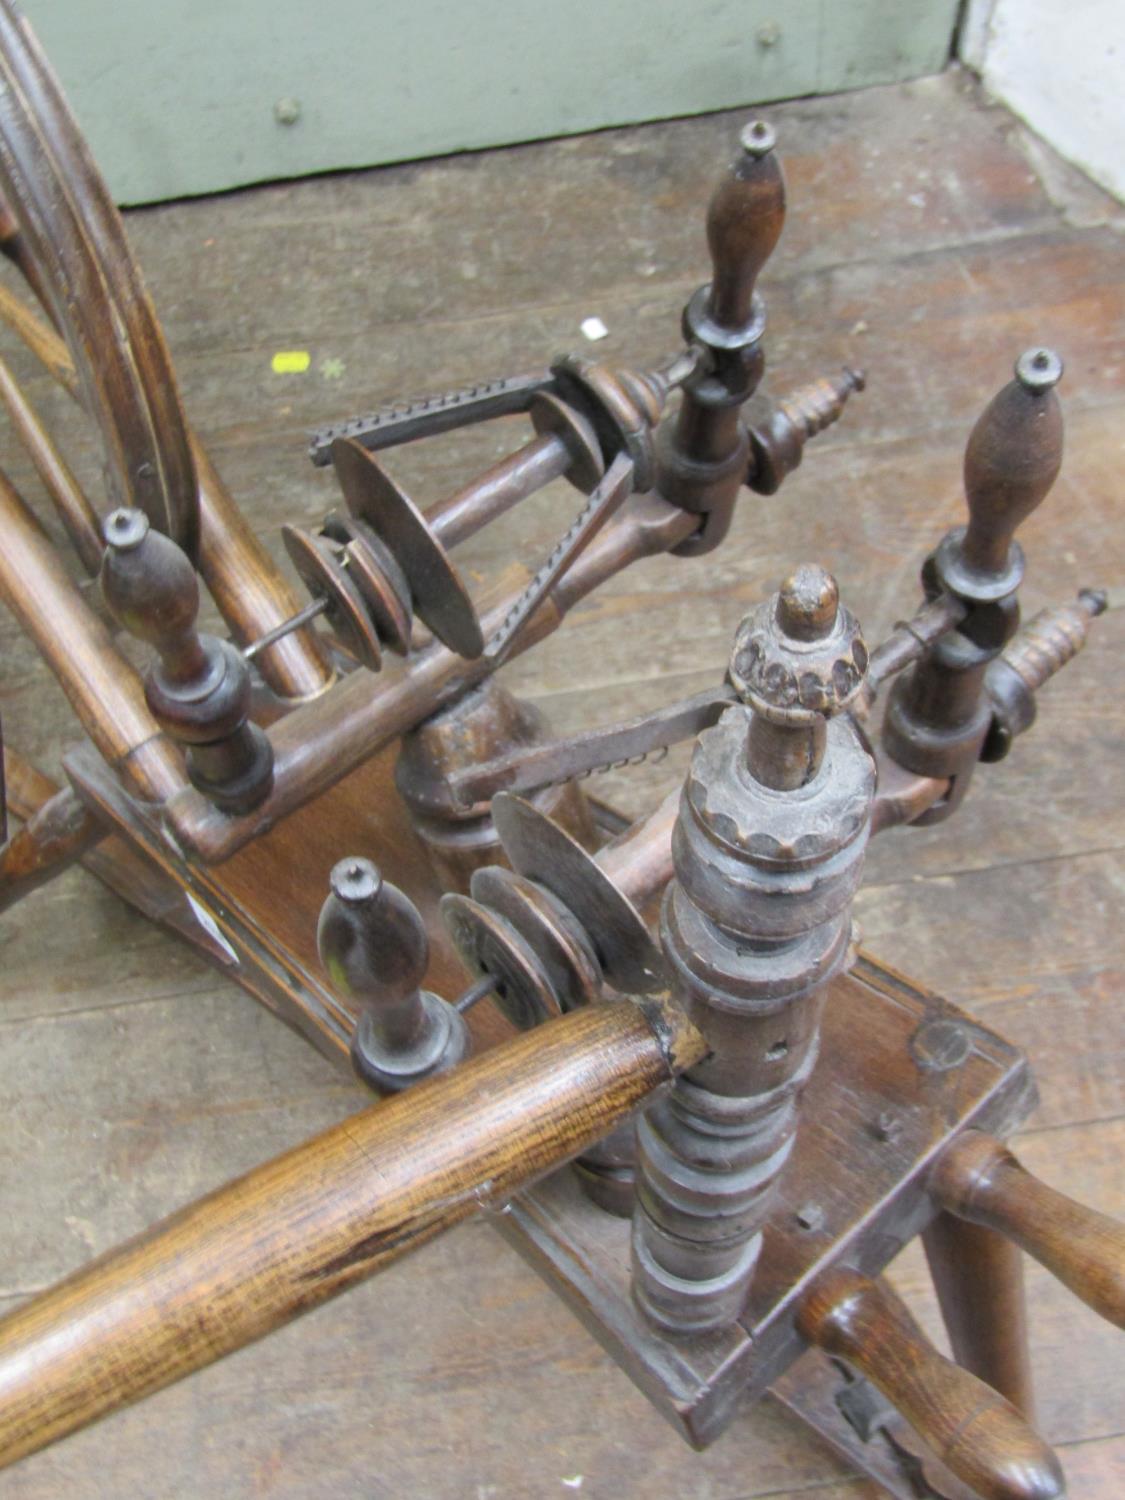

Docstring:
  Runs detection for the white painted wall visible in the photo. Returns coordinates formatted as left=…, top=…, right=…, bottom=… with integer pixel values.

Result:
left=961, top=0, right=1125, bottom=201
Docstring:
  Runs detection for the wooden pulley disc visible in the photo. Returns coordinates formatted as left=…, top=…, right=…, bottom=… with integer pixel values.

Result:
left=491, top=793, right=664, bottom=995
left=470, top=866, right=603, bottom=1013
left=330, top=435, right=484, bottom=658
left=440, top=892, right=561, bottom=1031
left=281, top=524, right=383, bottom=672
left=0, top=3, right=199, bottom=558
left=321, top=512, right=413, bottom=654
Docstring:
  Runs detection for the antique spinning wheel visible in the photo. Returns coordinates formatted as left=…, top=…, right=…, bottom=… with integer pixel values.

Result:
left=0, top=4, right=1121, bottom=1495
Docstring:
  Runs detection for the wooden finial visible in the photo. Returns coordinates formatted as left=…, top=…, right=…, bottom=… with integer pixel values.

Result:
left=317, top=856, right=470, bottom=1092
left=100, top=508, right=273, bottom=813
left=706, top=120, right=786, bottom=331
left=959, top=348, right=1064, bottom=583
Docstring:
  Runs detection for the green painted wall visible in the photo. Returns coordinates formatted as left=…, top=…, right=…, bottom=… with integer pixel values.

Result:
left=26, top=1, right=959, bottom=204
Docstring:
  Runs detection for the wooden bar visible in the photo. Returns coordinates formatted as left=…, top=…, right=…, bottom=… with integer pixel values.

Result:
left=923, top=1213, right=1036, bottom=1418
left=596, top=786, right=678, bottom=907
left=0, top=349, right=103, bottom=572
left=0, top=998, right=704, bottom=1472
left=797, top=1268, right=1063, bottom=1500
left=932, top=1132, right=1125, bottom=1331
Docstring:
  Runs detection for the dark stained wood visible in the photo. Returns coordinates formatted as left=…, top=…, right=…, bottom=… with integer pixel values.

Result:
left=164, top=499, right=697, bottom=865
left=0, top=999, right=704, bottom=1472
left=64, top=738, right=506, bottom=1064
left=497, top=954, right=1038, bottom=1448
left=0, top=70, right=1121, bottom=1500
left=0, top=349, right=102, bottom=572
left=796, top=1268, right=1063, bottom=1500
left=0, top=0, right=198, bottom=555
left=923, top=1213, right=1036, bottom=1418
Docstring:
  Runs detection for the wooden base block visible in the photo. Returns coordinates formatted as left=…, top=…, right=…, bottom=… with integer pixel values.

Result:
left=495, top=956, right=1036, bottom=1449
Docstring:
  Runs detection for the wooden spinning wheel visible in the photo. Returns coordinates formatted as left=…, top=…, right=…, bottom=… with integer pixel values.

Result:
left=0, top=5, right=1121, bottom=1496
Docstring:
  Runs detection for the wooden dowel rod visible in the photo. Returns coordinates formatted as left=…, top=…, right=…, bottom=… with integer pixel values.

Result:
left=923, top=1213, right=1036, bottom=1419
left=0, top=998, right=705, bottom=1472
left=0, top=283, right=332, bottom=702
left=167, top=496, right=698, bottom=864
left=429, top=431, right=567, bottom=547
left=0, top=348, right=103, bottom=572
left=0, top=469, right=184, bottom=801
left=595, top=786, right=678, bottom=908
left=0, top=282, right=75, bottom=395
left=932, top=1131, right=1125, bottom=1331
left=1, top=743, right=56, bottom=815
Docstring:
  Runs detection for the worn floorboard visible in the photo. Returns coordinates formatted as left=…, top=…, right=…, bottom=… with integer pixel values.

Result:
left=0, top=68, right=1122, bottom=1498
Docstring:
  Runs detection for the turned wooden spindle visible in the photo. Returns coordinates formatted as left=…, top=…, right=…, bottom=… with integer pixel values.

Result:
left=0, top=474, right=183, bottom=802
left=631, top=568, right=874, bottom=1334
left=0, top=999, right=705, bottom=1472
left=932, top=1131, right=1125, bottom=1331
left=797, top=1268, right=1065, bottom=1500
left=657, top=119, right=786, bottom=555
left=317, top=857, right=471, bottom=1092
left=960, top=348, right=1064, bottom=578
left=883, top=348, right=1065, bottom=820
left=100, top=508, right=274, bottom=813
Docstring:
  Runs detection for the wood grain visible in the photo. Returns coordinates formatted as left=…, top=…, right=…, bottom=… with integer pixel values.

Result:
left=933, top=1131, right=1125, bottom=1332
left=0, top=999, right=702, bottom=1472
left=797, top=1268, right=1064, bottom=1500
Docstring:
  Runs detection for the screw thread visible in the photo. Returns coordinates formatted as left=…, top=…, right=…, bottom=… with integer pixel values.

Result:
left=776, top=367, right=865, bottom=440
left=1003, top=591, right=1106, bottom=692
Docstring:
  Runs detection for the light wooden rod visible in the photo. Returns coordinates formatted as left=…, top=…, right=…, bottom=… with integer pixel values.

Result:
left=0, top=997, right=705, bottom=1471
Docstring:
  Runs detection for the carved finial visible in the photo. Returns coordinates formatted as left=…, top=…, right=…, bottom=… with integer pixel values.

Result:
left=706, top=120, right=786, bottom=330
left=318, top=857, right=470, bottom=1093
left=958, top=347, right=1064, bottom=583
left=730, top=565, right=867, bottom=789
left=100, top=508, right=273, bottom=812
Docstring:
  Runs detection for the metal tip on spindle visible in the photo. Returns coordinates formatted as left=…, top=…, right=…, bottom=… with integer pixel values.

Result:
left=103, top=507, right=149, bottom=551
left=739, top=120, right=776, bottom=158
left=1015, top=346, right=1063, bottom=394
left=1079, top=587, right=1109, bottom=618
left=843, top=366, right=866, bottom=394
left=329, top=856, right=382, bottom=904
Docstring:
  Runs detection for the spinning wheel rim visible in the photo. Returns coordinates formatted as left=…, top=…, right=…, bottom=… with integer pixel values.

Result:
left=0, top=1, right=199, bottom=558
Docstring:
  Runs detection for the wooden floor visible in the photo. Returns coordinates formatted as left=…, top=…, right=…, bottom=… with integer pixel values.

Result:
left=1, top=67, right=1123, bottom=1498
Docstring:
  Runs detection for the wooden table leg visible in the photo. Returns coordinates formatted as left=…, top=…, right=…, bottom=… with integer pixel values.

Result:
left=923, top=1211, right=1036, bottom=1420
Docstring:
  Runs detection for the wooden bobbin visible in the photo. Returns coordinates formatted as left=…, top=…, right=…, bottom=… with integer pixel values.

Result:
left=281, top=523, right=386, bottom=672
left=492, top=792, right=663, bottom=994
left=331, top=435, right=484, bottom=658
